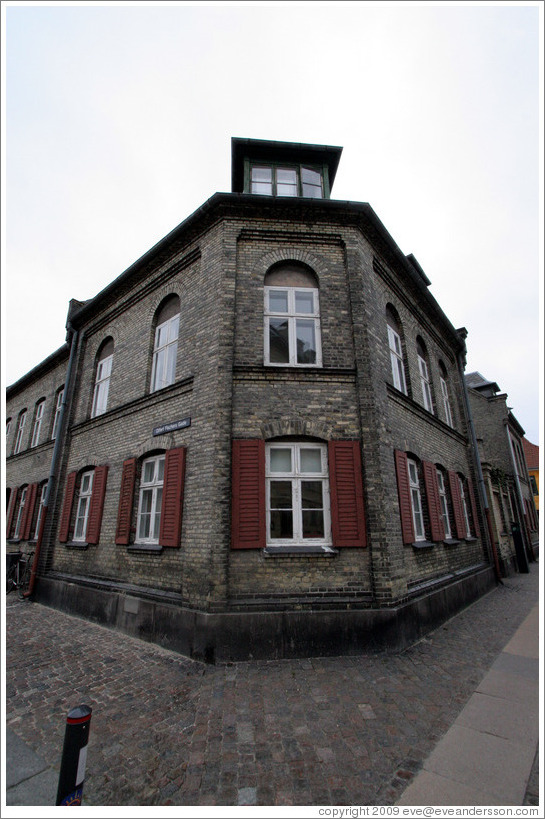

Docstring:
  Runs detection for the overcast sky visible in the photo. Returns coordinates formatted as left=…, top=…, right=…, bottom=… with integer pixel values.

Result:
left=2, top=1, right=542, bottom=444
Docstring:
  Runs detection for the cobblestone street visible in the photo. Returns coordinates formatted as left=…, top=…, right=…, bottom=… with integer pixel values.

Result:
left=5, top=565, right=539, bottom=807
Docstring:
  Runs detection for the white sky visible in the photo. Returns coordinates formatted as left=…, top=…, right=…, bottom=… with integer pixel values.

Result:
left=2, top=0, right=543, bottom=444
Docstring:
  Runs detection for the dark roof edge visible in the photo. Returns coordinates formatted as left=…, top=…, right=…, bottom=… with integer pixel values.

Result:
left=7, top=343, right=70, bottom=397
left=508, top=410, right=526, bottom=437
left=68, top=193, right=465, bottom=348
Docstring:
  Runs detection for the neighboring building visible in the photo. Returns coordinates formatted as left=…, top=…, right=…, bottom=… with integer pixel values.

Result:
left=522, top=437, right=539, bottom=513
left=466, top=372, right=538, bottom=575
left=6, top=137, right=496, bottom=661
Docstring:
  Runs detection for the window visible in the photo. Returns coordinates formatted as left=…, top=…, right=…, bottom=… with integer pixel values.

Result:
left=231, top=439, right=367, bottom=551
left=13, top=486, right=28, bottom=540
left=266, top=443, right=331, bottom=547
left=439, top=362, right=454, bottom=426
left=115, top=448, right=187, bottom=548
left=407, top=459, right=425, bottom=540
left=33, top=483, right=48, bottom=539
left=386, top=309, right=408, bottom=395
left=59, top=466, right=109, bottom=545
left=136, top=455, right=165, bottom=544
left=151, top=297, right=180, bottom=392
left=436, top=469, right=452, bottom=539
left=459, top=477, right=472, bottom=539
left=91, top=340, right=114, bottom=417
left=264, top=285, right=321, bottom=366
left=14, top=411, right=27, bottom=454
left=6, top=418, right=11, bottom=440
left=52, top=388, right=64, bottom=440
left=31, top=400, right=45, bottom=447
left=250, top=164, right=323, bottom=198
left=417, top=339, right=433, bottom=413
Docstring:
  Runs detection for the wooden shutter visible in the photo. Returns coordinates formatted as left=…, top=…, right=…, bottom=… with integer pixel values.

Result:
left=231, top=439, right=265, bottom=549
left=448, top=471, right=466, bottom=539
left=467, top=479, right=480, bottom=537
left=86, top=465, right=109, bottom=545
left=6, top=488, right=18, bottom=538
left=159, top=447, right=186, bottom=548
left=21, top=483, right=38, bottom=541
left=59, top=471, right=77, bottom=543
left=115, top=458, right=137, bottom=545
left=328, top=440, right=367, bottom=547
left=422, top=462, right=445, bottom=542
left=395, top=450, right=415, bottom=544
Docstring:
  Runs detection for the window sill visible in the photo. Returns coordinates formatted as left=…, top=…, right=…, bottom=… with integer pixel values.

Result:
left=411, top=540, right=434, bottom=550
left=128, top=543, right=164, bottom=554
left=263, top=545, right=338, bottom=557
left=464, top=537, right=478, bottom=543
left=443, top=538, right=461, bottom=547
left=65, top=542, right=89, bottom=550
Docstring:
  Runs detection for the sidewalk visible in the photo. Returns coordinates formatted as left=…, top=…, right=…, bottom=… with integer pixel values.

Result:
left=396, top=603, right=540, bottom=805
left=4, top=562, right=540, bottom=808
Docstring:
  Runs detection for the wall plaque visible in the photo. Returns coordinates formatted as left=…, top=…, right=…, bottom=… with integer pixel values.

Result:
left=153, top=417, right=191, bottom=437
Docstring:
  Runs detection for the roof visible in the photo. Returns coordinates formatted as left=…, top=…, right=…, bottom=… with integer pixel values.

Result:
left=231, top=137, right=343, bottom=194
left=465, top=371, right=501, bottom=393
left=522, top=437, right=539, bottom=469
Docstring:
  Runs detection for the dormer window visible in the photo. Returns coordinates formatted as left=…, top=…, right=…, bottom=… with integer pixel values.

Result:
left=250, top=164, right=324, bottom=198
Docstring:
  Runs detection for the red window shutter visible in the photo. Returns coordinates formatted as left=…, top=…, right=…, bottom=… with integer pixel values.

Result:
left=6, top=488, right=18, bottom=538
left=115, top=458, right=137, bottom=545
left=231, top=439, right=265, bottom=549
left=328, top=440, right=367, bottom=547
left=159, top=447, right=186, bottom=548
left=21, top=483, right=39, bottom=541
left=395, top=450, right=415, bottom=544
left=86, top=465, right=109, bottom=545
left=467, top=479, right=480, bottom=537
left=59, top=471, right=77, bottom=543
left=422, top=462, right=445, bottom=542
left=448, top=471, right=466, bottom=539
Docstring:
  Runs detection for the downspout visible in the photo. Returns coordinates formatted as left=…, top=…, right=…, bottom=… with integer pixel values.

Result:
left=456, top=337, right=503, bottom=584
left=24, top=322, right=79, bottom=597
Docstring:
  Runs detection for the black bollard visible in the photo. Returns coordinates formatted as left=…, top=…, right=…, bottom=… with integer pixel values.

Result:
left=56, top=705, right=92, bottom=805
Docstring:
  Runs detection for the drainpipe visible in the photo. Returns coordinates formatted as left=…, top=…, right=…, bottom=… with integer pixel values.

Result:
left=24, top=322, right=79, bottom=598
left=456, top=339, right=503, bottom=584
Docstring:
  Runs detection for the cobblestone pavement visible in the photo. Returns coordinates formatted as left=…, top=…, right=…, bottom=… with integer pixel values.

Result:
left=5, top=564, right=540, bottom=807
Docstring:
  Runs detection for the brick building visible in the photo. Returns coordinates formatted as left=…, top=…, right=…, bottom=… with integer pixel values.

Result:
left=6, top=138, right=497, bottom=661
left=522, top=436, right=539, bottom=513
left=466, top=372, right=539, bottom=575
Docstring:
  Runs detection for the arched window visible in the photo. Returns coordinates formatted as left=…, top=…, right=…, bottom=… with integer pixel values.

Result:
left=150, top=296, right=180, bottom=392
left=439, top=361, right=454, bottom=427
left=13, top=485, right=28, bottom=540
left=264, top=263, right=321, bottom=366
left=91, top=339, right=114, bottom=418
left=51, top=386, right=64, bottom=440
left=416, top=337, right=434, bottom=413
left=13, top=409, right=27, bottom=455
left=59, top=466, right=109, bottom=546
left=31, top=399, right=46, bottom=447
left=386, top=306, right=408, bottom=395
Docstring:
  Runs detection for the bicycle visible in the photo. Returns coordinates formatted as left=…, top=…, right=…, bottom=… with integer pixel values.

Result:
left=6, top=551, right=35, bottom=599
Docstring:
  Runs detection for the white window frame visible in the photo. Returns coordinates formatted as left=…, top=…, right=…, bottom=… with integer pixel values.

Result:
left=440, top=377, right=453, bottom=426
left=265, top=442, right=331, bottom=548
left=52, top=389, right=64, bottom=440
left=436, top=469, right=452, bottom=539
left=459, top=477, right=472, bottom=538
left=31, top=401, right=45, bottom=448
left=387, top=325, right=407, bottom=394
left=73, top=471, right=94, bottom=542
left=13, top=487, right=27, bottom=539
left=33, top=483, right=48, bottom=539
left=151, top=314, right=180, bottom=392
left=408, top=458, right=425, bottom=541
left=91, top=354, right=113, bottom=417
left=14, top=411, right=27, bottom=455
left=264, top=286, right=322, bottom=367
left=136, top=454, right=165, bottom=544
left=418, top=355, right=433, bottom=413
